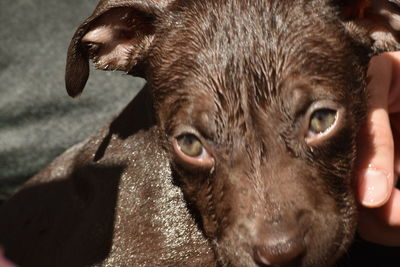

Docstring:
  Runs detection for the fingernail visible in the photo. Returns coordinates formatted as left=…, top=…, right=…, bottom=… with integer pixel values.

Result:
left=360, top=168, right=391, bottom=207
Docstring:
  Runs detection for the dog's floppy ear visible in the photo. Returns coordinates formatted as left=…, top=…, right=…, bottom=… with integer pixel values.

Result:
left=341, top=0, right=400, bottom=53
left=65, top=0, right=171, bottom=97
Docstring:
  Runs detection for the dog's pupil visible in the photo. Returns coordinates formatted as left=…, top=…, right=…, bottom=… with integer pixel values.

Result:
left=310, top=109, right=336, bottom=133
left=178, top=134, right=203, bottom=157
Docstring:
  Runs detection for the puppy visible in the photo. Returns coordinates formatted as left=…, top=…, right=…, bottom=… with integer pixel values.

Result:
left=1, top=0, right=400, bottom=266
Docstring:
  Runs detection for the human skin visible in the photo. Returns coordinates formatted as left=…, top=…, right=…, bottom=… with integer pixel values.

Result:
left=356, top=51, right=400, bottom=246
left=0, top=247, right=16, bottom=267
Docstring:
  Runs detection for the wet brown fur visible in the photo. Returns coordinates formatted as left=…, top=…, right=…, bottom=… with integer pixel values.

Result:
left=1, top=0, right=400, bottom=266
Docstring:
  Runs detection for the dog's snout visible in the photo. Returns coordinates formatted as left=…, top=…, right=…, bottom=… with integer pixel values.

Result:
left=253, top=235, right=305, bottom=267
left=253, top=210, right=309, bottom=266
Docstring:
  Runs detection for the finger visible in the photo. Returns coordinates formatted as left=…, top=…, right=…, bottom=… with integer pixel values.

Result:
left=0, top=247, right=17, bottom=267
left=356, top=54, right=395, bottom=208
left=391, top=114, right=400, bottom=174
left=388, top=52, right=400, bottom=112
left=358, top=204, right=400, bottom=246
left=380, top=188, right=400, bottom=226
left=387, top=52, right=400, bottom=174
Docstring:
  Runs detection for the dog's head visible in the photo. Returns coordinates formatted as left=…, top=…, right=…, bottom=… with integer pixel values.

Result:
left=66, top=0, right=400, bottom=266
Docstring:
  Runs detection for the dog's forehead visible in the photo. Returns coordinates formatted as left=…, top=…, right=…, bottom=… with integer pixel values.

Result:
left=152, top=0, right=366, bottom=145
left=155, top=0, right=354, bottom=93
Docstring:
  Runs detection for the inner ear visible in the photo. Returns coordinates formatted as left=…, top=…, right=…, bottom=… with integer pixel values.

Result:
left=82, top=7, right=156, bottom=72
left=342, top=0, right=372, bottom=19
left=341, top=0, right=400, bottom=52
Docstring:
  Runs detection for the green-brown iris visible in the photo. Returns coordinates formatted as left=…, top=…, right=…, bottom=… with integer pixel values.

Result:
left=309, top=109, right=337, bottom=134
left=177, top=134, right=203, bottom=157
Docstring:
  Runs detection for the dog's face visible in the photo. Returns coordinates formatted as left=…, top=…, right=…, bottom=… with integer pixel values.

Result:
left=152, top=2, right=367, bottom=266
left=66, top=0, right=400, bottom=266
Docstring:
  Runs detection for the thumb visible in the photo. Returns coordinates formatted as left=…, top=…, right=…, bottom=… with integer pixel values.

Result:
left=356, top=54, right=395, bottom=208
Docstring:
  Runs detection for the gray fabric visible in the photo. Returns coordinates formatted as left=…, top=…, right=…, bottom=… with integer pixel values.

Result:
left=0, top=0, right=144, bottom=200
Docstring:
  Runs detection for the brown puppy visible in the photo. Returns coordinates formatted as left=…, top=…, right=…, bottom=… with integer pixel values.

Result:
left=1, top=0, right=400, bottom=266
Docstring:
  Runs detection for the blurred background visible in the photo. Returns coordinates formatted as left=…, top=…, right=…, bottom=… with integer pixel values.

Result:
left=0, top=0, right=145, bottom=201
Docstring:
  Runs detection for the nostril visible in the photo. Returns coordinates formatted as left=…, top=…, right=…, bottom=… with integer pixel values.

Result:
left=253, top=237, right=305, bottom=266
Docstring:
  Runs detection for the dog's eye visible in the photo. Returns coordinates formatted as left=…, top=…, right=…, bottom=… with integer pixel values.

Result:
left=304, top=101, right=344, bottom=146
left=173, top=133, right=214, bottom=169
left=177, top=134, right=203, bottom=157
left=309, top=109, right=337, bottom=134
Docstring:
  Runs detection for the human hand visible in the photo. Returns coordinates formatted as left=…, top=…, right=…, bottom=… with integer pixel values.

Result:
left=0, top=247, right=17, bottom=267
left=356, top=51, right=400, bottom=246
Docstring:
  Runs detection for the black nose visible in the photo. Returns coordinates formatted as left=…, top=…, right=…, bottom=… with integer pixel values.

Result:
left=253, top=236, right=305, bottom=266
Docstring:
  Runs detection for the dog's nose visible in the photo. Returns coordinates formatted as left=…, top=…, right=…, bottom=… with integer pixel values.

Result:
left=253, top=235, right=305, bottom=266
